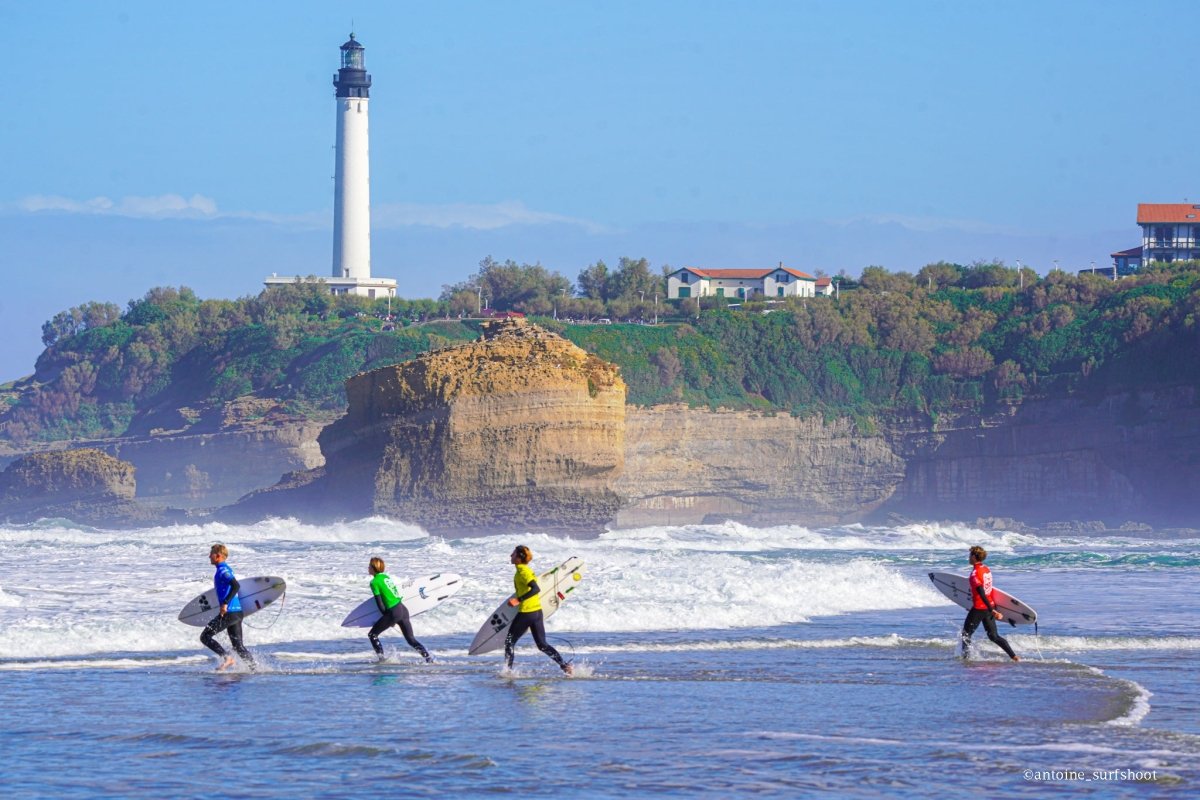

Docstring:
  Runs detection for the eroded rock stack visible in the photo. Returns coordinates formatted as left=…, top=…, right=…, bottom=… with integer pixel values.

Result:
left=230, top=318, right=627, bottom=535
left=0, top=448, right=179, bottom=525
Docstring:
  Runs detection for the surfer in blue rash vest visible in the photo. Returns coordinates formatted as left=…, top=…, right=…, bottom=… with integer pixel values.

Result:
left=200, top=543, right=256, bottom=671
left=960, top=545, right=1020, bottom=662
left=367, top=557, right=432, bottom=662
left=505, top=545, right=573, bottom=675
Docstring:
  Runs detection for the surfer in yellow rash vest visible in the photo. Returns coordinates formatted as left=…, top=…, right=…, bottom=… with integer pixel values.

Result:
left=505, top=545, right=573, bottom=675
left=961, top=545, right=1020, bottom=662
left=367, top=557, right=433, bottom=662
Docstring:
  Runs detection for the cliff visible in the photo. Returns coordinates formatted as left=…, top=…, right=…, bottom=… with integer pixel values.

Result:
left=617, top=407, right=905, bottom=527
left=226, top=318, right=627, bottom=534
left=882, top=386, right=1200, bottom=528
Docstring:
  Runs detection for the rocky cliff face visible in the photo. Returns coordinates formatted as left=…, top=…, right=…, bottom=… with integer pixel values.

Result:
left=617, top=407, right=906, bottom=527
left=227, top=318, right=627, bottom=534
left=881, top=387, right=1200, bottom=528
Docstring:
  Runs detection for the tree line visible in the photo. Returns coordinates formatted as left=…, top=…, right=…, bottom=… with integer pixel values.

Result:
left=4, top=257, right=1199, bottom=444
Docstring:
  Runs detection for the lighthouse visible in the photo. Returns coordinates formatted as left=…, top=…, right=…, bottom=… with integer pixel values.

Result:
left=332, top=33, right=371, bottom=282
left=266, top=34, right=396, bottom=299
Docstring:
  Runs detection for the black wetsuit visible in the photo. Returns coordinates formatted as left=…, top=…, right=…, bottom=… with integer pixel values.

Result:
left=199, top=575, right=255, bottom=665
left=961, top=583, right=1018, bottom=660
left=504, top=577, right=568, bottom=671
left=368, top=597, right=430, bottom=660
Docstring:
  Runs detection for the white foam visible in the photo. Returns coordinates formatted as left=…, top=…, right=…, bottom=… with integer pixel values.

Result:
left=0, top=519, right=1189, bottom=661
left=1009, top=634, right=1200, bottom=652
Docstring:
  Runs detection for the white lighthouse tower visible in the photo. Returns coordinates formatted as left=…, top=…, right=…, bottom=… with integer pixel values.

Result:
left=332, top=33, right=372, bottom=282
left=266, top=34, right=396, bottom=299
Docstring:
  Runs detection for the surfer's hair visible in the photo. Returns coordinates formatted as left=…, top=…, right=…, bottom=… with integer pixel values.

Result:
left=969, top=545, right=987, bottom=562
left=369, top=557, right=385, bottom=574
left=210, top=544, right=228, bottom=557
left=513, top=545, right=532, bottom=564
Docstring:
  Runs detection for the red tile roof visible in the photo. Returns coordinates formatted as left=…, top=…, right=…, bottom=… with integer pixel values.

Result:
left=1137, top=203, right=1200, bottom=224
left=815, top=277, right=832, bottom=287
left=1109, top=246, right=1143, bottom=258
left=679, top=267, right=816, bottom=280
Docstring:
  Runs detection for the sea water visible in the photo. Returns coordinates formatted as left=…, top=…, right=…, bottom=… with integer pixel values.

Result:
left=1, top=518, right=1196, bottom=797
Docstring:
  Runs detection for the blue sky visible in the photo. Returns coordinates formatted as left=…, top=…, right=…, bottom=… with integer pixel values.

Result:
left=1, top=1, right=1196, bottom=380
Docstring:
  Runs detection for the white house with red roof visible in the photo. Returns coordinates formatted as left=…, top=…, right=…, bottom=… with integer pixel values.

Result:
left=667, top=264, right=817, bottom=300
left=1137, top=203, right=1200, bottom=264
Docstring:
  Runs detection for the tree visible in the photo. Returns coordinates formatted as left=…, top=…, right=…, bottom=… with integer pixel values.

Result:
left=577, top=260, right=609, bottom=301
left=608, top=257, right=662, bottom=303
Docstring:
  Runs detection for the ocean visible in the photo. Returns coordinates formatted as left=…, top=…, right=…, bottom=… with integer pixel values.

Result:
left=1, top=518, right=1196, bottom=797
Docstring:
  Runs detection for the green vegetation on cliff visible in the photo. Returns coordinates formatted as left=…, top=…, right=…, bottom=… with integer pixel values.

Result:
left=562, top=260, right=1200, bottom=414
left=3, top=284, right=478, bottom=443
left=4, top=259, right=1200, bottom=444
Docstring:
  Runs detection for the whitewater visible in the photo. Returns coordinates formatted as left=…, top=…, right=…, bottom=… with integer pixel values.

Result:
left=2, top=518, right=1197, bottom=796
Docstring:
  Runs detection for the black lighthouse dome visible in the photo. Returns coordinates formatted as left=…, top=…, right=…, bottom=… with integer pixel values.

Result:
left=334, top=33, right=371, bottom=98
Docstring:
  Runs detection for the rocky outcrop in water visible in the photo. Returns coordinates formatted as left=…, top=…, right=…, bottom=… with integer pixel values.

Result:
left=0, top=448, right=181, bottom=526
left=226, top=318, right=627, bottom=534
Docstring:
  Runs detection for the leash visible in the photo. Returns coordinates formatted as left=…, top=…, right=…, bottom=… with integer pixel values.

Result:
left=244, top=590, right=287, bottom=630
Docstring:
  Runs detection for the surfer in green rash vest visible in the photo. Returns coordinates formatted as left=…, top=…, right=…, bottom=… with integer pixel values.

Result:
left=961, top=545, right=1020, bottom=662
left=505, top=545, right=573, bottom=675
left=367, top=557, right=432, bottom=663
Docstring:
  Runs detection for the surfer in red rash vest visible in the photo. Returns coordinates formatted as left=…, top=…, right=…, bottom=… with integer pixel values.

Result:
left=960, top=545, right=1020, bottom=662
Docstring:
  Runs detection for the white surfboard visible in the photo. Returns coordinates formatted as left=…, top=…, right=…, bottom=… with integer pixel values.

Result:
left=340, top=572, right=465, bottom=627
left=178, top=575, right=287, bottom=627
left=928, top=571, right=1037, bottom=627
left=468, top=556, right=584, bottom=655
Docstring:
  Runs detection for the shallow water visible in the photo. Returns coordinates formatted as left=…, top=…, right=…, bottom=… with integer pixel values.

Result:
left=1, top=519, right=1196, bottom=796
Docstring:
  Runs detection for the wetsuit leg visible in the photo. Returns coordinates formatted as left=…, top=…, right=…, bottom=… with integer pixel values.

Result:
left=961, top=610, right=985, bottom=656
left=526, top=610, right=568, bottom=670
left=505, top=612, right=534, bottom=669
left=224, top=612, right=254, bottom=666
left=981, top=614, right=1018, bottom=660
left=368, top=609, right=397, bottom=656
left=391, top=603, right=431, bottom=661
left=201, top=614, right=230, bottom=657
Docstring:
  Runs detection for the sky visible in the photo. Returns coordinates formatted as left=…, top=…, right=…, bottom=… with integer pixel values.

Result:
left=2, top=1, right=1197, bottom=381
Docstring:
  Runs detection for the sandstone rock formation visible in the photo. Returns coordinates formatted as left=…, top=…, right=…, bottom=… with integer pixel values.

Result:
left=617, top=406, right=906, bottom=527
left=0, top=448, right=180, bottom=526
left=226, top=318, right=627, bottom=534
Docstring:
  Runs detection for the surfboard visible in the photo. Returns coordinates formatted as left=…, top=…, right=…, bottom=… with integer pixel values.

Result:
left=928, top=571, right=1037, bottom=627
left=468, top=556, right=584, bottom=655
left=340, top=572, right=465, bottom=627
left=178, top=576, right=287, bottom=627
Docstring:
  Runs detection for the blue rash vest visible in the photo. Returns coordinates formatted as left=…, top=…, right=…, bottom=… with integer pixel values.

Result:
left=213, top=562, right=243, bottom=613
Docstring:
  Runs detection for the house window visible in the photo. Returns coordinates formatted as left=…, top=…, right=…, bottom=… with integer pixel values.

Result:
left=680, top=273, right=689, bottom=283
left=737, top=288, right=746, bottom=298
left=679, top=287, right=691, bottom=298
left=716, top=288, right=725, bottom=297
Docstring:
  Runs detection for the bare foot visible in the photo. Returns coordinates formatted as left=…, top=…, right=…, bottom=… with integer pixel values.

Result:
left=1011, top=655, right=1021, bottom=663
left=562, top=662, right=574, bottom=676
left=216, top=657, right=236, bottom=672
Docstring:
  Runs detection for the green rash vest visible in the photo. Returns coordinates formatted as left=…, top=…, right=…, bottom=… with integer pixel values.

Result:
left=370, top=572, right=403, bottom=611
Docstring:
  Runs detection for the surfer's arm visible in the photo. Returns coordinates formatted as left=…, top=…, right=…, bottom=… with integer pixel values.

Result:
left=973, top=584, right=1001, bottom=617
left=373, top=590, right=388, bottom=615
left=219, top=577, right=240, bottom=611
left=507, top=579, right=541, bottom=607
